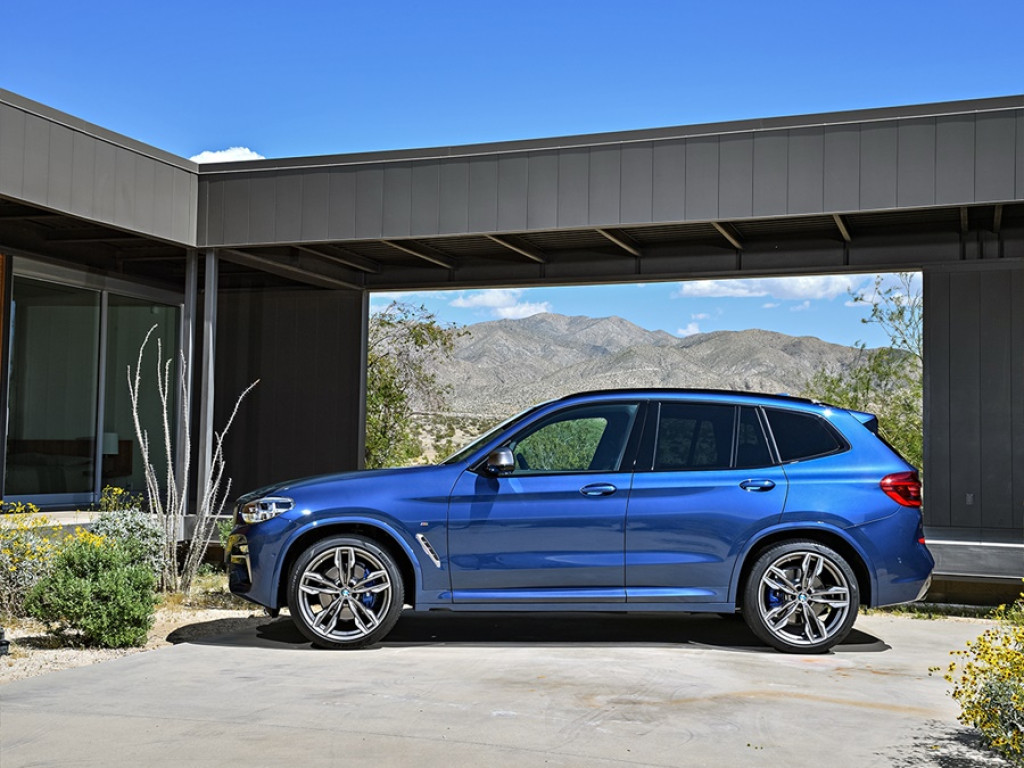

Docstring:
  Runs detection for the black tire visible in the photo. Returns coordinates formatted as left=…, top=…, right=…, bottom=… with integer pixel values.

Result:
left=287, top=534, right=404, bottom=649
left=742, top=540, right=859, bottom=654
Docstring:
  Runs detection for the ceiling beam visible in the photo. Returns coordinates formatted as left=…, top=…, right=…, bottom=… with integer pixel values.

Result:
left=220, top=248, right=364, bottom=290
left=596, top=228, right=641, bottom=257
left=44, top=230, right=143, bottom=244
left=293, top=244, right=381, bottom=273
left=711, top=222, right=743, bottom=251
left=832, top=214, right=852, bottom=243
left=0, top=210, right=64, bottom=221
left=485, top=235, right=547, bottom=263
left=380, top=240, right=456, bottom=269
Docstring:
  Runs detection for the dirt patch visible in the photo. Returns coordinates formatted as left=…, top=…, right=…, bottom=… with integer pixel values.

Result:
left=0, top=605, right=273, bottom=685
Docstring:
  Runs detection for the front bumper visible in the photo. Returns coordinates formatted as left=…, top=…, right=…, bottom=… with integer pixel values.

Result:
left=226, top=532, right=254, bottom=598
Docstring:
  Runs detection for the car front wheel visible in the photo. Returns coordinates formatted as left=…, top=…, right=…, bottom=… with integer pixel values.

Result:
left=742, top=540, right=859, bottom=654
left=287, top=535, right=404, bottom=649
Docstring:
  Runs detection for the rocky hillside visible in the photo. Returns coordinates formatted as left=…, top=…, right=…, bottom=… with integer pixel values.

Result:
left=429, top=313, right=867, bottom=418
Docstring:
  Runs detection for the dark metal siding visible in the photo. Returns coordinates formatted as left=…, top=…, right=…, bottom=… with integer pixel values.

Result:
left=924, top=263, right=1024, bottom=543
left=197, top=105, right=1024, bottom=248
left=717, top=134, right=752, bottom=219
left=215, top=289, right=366, bottom=491
left=897, top=118, right=936, bottom=207
left=0, top=92, right=197, bottom=246
left=620, top=141, right=653, bottom=223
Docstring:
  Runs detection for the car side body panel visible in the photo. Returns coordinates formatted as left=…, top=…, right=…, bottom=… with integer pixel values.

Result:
left=228, top=389, right=934, bottom=651
left=625, top=464, right=788, bottom=603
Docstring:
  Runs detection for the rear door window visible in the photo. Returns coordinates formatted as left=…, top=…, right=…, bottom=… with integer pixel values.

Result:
left=652, top=403, right=730, bottom=470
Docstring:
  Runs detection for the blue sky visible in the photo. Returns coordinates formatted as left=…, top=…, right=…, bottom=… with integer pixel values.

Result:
left=4, top=1, right=1019, bottom=347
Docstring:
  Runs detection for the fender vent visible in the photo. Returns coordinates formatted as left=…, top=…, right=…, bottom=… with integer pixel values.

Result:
left=415, top=533, right=441, bottom=568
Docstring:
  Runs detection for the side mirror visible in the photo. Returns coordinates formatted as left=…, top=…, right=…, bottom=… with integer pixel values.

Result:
left=484, top=447, right=515, bottom=476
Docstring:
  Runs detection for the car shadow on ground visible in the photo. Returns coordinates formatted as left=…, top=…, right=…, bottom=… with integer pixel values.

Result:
left=167, top=611, right=889, bottom=654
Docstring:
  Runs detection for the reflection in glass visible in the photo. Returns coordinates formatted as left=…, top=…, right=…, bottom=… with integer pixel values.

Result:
left=5, top=279, right=100, bottom=496
left=103, top=294, right=179, bottom=494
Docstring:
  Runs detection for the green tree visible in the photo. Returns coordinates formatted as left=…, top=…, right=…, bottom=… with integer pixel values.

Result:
left=365, top=302, right=463, bottom=468
left=803, top=273, right=923, bottom=470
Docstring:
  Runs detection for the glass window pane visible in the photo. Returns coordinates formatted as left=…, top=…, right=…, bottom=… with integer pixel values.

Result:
left=104, top=294, right=179, bottom=496
left=736, top=406, right=773, bottom=468
left=5, top=279, right=100, bottom=496
left=765, top=409, right=845, bottom=462
left=655, top=403, right=734, bottom=471
left=509, top=403, right=638, bottom=473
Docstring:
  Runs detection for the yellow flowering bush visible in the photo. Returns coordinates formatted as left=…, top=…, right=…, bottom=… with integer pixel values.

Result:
left=98, top=485, right=143, bottom=514
left=943, top=593, right=1024, bottom=766
left=0, top=506, right=56, bottom=617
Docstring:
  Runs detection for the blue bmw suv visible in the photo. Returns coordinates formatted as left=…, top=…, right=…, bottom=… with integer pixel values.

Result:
left=227, top=390, right=933, bottom=653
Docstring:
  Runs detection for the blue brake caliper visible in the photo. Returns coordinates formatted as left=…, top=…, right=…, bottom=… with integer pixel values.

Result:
left=360, top=569, right=377, bottom=609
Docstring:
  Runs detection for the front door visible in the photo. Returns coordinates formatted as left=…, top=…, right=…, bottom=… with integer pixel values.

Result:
left=447, top=401, right=642, bottom=603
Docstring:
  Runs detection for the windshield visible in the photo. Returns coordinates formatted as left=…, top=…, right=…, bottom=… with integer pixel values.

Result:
left=439, top=403, right=549, bottom=465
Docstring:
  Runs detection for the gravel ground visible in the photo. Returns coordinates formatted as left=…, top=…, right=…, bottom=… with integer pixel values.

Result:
left=0, top=605, right=274, bottom=685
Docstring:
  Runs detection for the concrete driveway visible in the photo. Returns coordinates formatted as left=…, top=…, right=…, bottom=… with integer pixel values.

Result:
left=0, top=611, right=1005, bottom=768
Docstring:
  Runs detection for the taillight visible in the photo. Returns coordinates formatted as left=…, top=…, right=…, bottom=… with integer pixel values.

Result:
left=880, top=471, right=922, bottom=507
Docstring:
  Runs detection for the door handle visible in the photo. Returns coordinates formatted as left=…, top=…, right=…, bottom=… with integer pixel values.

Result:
left=580, top=483, right=617, bottom=497
left=739, top=479, right=776, bottom=492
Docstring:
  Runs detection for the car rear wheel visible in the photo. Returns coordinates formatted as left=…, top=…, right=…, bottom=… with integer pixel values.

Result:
left=742, top=540, right=859, bottom=654
left=287, top=535, right=404, bottom=649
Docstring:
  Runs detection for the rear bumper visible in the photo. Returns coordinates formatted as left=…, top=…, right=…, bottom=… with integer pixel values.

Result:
left=852, top=510, right=934, bottom=607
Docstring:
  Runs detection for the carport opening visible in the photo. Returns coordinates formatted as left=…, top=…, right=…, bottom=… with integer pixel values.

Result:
left=365, top=271, right=922, bottom=470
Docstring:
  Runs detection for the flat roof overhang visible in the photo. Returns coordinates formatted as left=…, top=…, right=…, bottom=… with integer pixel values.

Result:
left=2, top=90, right=1023, bottom=290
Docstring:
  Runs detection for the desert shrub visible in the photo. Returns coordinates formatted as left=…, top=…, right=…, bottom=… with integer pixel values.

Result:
left=941, top=592, right=1024, bottom=765
left=25, top=531, right=157, bottom=648
left=216, top=516, right=235, bottom=552
left=90, top=506, right=164, bottom=579
left=0, top=509, right=57, bottom=618
left=98, top=485, right=144, bottom=514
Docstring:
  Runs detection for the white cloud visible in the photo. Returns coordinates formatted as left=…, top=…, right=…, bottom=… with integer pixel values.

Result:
left=762, top=302, right=780, bottom=309
left=450, top=289, right=550, bottom=319
left=451, top=289, right=521, bottom=309
left=190, top=146, right=265, bottom=163
left=372, top=290, right=447, bottom=302
left=691, top=312, right=711, bottom=320
left=495, top=301, right=551, bottom=319
left=675, top=275, right=868, bottom=301
left=675, top=280, right=767, bottom=298
left=677, top=322, right=701, bottom=337
left=790, top=300, right=812, bottom=312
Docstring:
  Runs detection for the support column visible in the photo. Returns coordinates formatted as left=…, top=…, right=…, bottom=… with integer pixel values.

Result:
left=0, top=253, right=12, bottom=498
left=356, top=290, right=369, bottom=469
left=195, top=249, right=218, bottom=520
left=177, top=250, right=199, bottom=509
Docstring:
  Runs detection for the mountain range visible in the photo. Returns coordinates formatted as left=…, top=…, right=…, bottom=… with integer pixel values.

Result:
left=428, top=313, right=867, bottom=418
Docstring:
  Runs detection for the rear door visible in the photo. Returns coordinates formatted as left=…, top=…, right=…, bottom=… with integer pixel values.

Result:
left=625, top=401, right=787, bottom=604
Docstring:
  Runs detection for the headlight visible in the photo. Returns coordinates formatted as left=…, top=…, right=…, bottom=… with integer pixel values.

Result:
left=240, top=496, right=295, bottom=524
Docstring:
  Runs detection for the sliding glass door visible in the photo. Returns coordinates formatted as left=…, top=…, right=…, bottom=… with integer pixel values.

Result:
left=103, top=294, right=179, bottom=497
left=4, top=271, right=181, bottom=509
left=5, top=279, right=101, bottom=505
